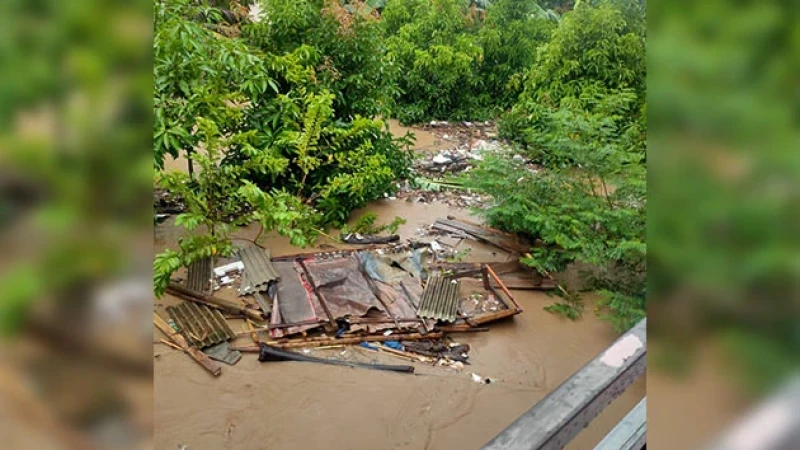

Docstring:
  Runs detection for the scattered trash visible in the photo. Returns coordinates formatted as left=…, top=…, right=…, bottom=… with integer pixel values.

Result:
left=258, top=344, right=415, bottom=373
left=471, top=373, right=495, bottom=384
left=384, top=341, right=403, bottom=351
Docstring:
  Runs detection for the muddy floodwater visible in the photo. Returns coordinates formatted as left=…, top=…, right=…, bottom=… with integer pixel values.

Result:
left=154, top=121, right=645, bottom=449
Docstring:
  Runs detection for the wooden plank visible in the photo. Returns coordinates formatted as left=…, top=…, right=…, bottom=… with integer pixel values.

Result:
left=232, top=331, right=444, bottom=351
left=593, top=398, right=646, bottom=450
left=486, top=265, right=522, bottom=312
left=483, top=319, right=646, bottom=450
left=153, top=312, right=221, bottom=376
left=167, top=282, right=263, bottom=321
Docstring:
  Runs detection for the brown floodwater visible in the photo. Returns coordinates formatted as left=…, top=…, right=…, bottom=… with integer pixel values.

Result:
left=154, top=198, right=645, bottom=450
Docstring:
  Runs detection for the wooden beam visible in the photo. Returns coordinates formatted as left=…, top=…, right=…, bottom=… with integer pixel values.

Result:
left=483, top=319, right=646, bottom=450
left=154, top=312, right=221, bottom=377
left=167, top=282, right=263, bottom=321
left=593, top=398, right=646, bottom=450
left=233, top=331, right=443, bottom=351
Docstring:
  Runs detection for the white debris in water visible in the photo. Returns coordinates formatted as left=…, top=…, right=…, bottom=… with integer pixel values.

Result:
left=432, top=155, right=452, bottom=165
left=302, top=349, right=311, bottom=354
left=471, top=373, right=483, bottom=384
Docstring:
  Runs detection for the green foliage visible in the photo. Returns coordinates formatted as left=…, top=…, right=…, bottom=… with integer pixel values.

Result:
left=153, top=0, right=414, bottom=294
left=468, top=90, right=645, bottom=329
left=478, top=0, right=557, bottom=106
left=502, top=1, right=645, bottom=139
left=383, top=0, right=554, bottom=123
left=241, top=0, right=393, bottom=119
left=153, top=115, right=321, bottom=297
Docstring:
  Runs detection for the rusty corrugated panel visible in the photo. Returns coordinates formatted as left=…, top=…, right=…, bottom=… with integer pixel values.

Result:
left=417, top=273, right=460, bottom=322
left=238, top=246, right=279, bottom=292
left=166, top=302, right=235, bottom=349
left=185, top=257, right=212, bottom=293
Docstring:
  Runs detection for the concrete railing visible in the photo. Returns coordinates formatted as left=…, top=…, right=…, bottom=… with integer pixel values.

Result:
left=483, top=319, right=647, bottom=450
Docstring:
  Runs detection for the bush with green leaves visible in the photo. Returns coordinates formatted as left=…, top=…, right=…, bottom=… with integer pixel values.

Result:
left=153, top=0, right=412, bottom=294
left=477, top=0, right=557, bottom=108
left=240, top=0, right=394, bottom=119
left=467, top=89, right=646, bottom=332
left=382, top=0, right=557, bottom=123
left=501, top=1, right=645, bottom=140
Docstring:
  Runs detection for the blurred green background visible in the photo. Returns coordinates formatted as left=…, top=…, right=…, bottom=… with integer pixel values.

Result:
left=648, top=0, right=799, bottom=447
left=0, top=0, right=153, bottom=448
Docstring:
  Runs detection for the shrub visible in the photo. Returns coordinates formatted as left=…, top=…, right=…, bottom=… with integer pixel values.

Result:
left=153, top=0, right=412, bottom=293
left=468, top=88, right=646, bottom=331
left=501, top=0, right=645, bottom=144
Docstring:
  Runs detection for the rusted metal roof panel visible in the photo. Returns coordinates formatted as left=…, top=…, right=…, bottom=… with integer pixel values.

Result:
left=417, top=273, right=460, bottom=322
left=185, top=257, right=212, bottom=293
left=166, top=302, right=235, bottom=348
left=238, top=246, right=279, bottom=292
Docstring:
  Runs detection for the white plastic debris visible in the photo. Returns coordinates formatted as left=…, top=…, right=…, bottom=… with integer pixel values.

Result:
left=302, top=349, right=311, bottom=354
left=430, top=241, right=443, bottom=252
left=248, top=1, right=265, bottom=23
left=442, top=134, right=451, bottom=140
left=471, top=373, right=483, bottom=383
left=383, top=330, right=393, bottom=336
left=432, top=155, right=452, bottom=165
left=214, top=261, right=244, bottom=277
left=220, top=276, right=233, bottom=285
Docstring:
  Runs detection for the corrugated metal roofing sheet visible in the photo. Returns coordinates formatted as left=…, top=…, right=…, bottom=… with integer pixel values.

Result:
left=185, top=257, right=212, bottom=293
left=417, top=273, right=460, bottom=322
left=238, top=246, right=279, bottom=292
left=166, top=302, right=235, bottom=348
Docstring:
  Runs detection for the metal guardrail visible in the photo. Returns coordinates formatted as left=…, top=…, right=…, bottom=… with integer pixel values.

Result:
left=483, top=319, right=647, bottom=450
left=593, top=398, right=646, bottom=450
left=707, top=376, right=800, bottom=450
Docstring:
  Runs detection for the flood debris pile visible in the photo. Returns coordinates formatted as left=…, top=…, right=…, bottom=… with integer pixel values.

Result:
left=393, top=121, right=505, bottom=208
left=154, top=217, right=562, bottom=378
